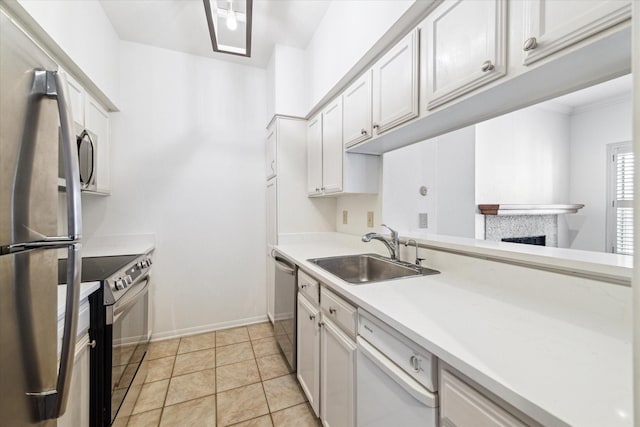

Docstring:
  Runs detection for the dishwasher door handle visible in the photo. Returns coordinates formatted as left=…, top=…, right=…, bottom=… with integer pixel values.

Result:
left=274, top=257, right=295, bottom=275
left=357, top=337, right=437, bottom=407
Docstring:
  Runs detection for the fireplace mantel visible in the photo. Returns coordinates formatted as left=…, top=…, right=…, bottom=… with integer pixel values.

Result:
left=478, top=204, right=585, bottom=215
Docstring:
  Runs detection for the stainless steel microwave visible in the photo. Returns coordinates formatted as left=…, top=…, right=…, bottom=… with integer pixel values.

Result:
left=59, top=126, right=98, bottom=191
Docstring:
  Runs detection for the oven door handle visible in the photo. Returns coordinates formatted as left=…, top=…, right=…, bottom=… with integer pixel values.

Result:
left=111, top=278, right=149, bottom=325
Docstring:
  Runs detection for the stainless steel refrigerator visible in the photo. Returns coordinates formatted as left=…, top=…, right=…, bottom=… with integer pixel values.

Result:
left=0, top=10, right=83, bottom=426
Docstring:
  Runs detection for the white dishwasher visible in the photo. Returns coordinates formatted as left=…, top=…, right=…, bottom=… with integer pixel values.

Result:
left=357, top=310, right=438, bottom=427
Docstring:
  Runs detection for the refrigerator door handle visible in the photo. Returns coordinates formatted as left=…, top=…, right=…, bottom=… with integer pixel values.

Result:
left=22, top=70, right=82, bottom=420
left=52, top=70, right=82, bottom=240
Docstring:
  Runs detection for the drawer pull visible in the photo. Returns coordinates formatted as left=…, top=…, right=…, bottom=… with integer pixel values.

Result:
left=523, top=36, right=538, bottom=51
left=410, top=355, right=420, bottom=372
left=88, top=340, right=97, bottom=349
left=300, top=284, right=308, bottom=289
left=329, top=307, right=337, bottom=315
left=309, top=314, right=316, bottom=321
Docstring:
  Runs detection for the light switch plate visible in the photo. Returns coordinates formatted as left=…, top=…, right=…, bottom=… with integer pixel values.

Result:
left=419, top=213, right=428, bottom=228
left=367, top=211, right=374, bottom=228
left=342, top=210, right=348, bottom=224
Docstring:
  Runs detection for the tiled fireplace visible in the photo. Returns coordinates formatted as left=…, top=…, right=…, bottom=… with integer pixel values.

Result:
left=478, top=204, right=584, bottom=248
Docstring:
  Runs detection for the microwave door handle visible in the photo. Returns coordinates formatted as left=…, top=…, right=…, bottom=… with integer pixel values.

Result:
left=87, top=133, right=95, bottom=186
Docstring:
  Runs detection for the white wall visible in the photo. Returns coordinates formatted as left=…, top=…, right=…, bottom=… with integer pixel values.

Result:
left=266, top=44, right=308, bottom=121
left=17, top=0, right=120, bottom=105
left=475, top=107, right=571, bottom=205
left=382, top=126, right=475, bottom=238
left=81, top=41, right=268, bottom=338
left=568, top=96, right=633, bottom=252
left=336, top=194, right=380, bottom=237
left=305, top=0, right=414, bottom=111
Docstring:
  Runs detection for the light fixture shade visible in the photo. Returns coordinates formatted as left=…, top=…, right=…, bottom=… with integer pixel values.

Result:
left=203, top=0, right=253, bottom=57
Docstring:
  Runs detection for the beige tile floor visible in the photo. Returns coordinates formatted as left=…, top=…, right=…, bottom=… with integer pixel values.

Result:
left=121, top=322, right=320, bottom=427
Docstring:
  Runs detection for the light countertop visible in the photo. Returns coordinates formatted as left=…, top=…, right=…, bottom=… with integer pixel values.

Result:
left=275, top=233, right=632, bottom=427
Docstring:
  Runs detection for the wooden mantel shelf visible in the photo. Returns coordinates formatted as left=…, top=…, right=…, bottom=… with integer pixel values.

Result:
left=478, top=204, right=585, bottom=215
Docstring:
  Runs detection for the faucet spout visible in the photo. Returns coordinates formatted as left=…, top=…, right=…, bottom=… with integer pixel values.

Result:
left=361, top=225, right=400, bottom=260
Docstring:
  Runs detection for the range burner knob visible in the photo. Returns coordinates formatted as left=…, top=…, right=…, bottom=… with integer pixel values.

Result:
left=124, top=275, right=133, bottom=286
left=114, top=278, right=126, bottom=290
left=136, top=261, right=144, bottom=270
left=146, top=258, right=153, bottom=266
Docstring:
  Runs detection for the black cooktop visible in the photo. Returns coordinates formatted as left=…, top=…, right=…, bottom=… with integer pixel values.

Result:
left=57, top=255, right=139, bottom=285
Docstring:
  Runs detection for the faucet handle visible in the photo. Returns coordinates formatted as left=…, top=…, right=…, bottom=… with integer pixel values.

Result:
left=380, top=224, right=398, bottom=239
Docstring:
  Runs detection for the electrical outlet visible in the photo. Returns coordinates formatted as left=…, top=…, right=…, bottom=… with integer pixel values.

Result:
left=367, top=211, right=374, bottom=228
left=342, top=210, right=348, bottom=224
left=419, top=213, right=429, bottom=228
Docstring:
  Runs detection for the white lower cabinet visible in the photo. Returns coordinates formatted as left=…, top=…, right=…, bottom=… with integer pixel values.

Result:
left=297, top=293, right=321, bottom=416
left=58, top=334, right=90, bottom=427
left=440, top=369, right=526, bottom=427
left=321, top=316, right=357, bottom=427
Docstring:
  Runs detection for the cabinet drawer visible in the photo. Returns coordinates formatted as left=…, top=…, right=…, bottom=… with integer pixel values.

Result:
left=298, top=270, right=319, bottom=305
left=440, top=369, right=526, bottom=427
left=320, top=287, right=357, bottom=337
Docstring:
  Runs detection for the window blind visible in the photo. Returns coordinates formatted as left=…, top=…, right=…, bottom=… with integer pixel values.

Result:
left=614, top=148, right=634, bottom=255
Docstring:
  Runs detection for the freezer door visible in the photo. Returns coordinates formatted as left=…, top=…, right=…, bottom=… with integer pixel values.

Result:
left=0, top=249, right=58, bottom=426
left=0, top=12, right=59, bottom=247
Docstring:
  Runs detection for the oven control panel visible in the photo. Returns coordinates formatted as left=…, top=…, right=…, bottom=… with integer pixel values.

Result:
left=104, top=255, right=153, bottom=305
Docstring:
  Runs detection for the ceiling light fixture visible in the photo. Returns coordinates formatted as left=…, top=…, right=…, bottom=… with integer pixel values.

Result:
left=203, top=0, right=253, bottom=57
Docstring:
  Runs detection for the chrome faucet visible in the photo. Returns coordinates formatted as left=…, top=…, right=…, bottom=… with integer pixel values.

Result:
left=362, top=224, right=400, bottom=260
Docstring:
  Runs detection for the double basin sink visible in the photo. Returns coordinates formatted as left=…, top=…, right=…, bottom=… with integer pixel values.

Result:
left=308, top=253, right=439, bottom=285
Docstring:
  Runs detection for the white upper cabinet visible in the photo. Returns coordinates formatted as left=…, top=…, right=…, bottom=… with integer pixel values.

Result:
left=342, top=70, right=372, bottom=149
left=307, top=114, right=323, bottom=195
left=424, top=0, right=507, bottom=110
left=321, top=98, right=343, bottom=194
left=84, top=93, right=111, bottom=194
left=521, top=0, right=632, bottom=65
left=372, top=29, right=419, bottom=135
left=64, top=72, right=84, bottom=128
left=266, top=125, right=276, bottom=180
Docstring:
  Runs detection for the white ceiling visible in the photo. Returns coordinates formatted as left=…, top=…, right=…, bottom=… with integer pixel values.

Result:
left=100, top=0, right=331, bottom=68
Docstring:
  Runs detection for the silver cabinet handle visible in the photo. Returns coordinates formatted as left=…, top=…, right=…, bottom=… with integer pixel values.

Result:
left=329, top=307, right=337, bottom=315
left=481, top=60, right=494, bottom=72
left=315, top=187, right=319, bottom=192
left=88, top=340, right=97, bottom=348
left=321, top=187, right=325, bottom=191
left=360, top=128, right=367, bottom=135
left=523, top=37, right=538, bottom=51
left=372, top=123, right=379, bottom=129
left=410, top=355, right=420, bottom=373
left=300, top=284, right=308, bottom=289
left=309, top=314, right=316, bottom=321
left=318, top=321, right=326, bottom=327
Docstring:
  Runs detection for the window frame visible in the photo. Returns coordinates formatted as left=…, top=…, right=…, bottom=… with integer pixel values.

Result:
left=605, top=140, right=634, bottom=255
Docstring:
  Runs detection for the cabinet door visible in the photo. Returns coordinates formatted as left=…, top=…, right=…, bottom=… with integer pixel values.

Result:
left=343, top=71, right=372, bottom=148
left=307, top=114, right=323, bottom=195
left=84, top=94, right=110, bottom=194
left=425, top=0, right=507, bottom=110
left=372, top=29, right=419, bottom=135
left=522, top=0, right=631, bottom=65
left=62, top=70, right=84, bottom=128
left=266, top=125, right=277, bottom=180
left=266, top=179, right=277, bottom=247
left=321, top=98, right=343, bottom=194
left=297, top=294, right=320, bottom=417
left=440, top=369, right=526, bottom=427
left=321, top=317, right=356, bottom=427
left=58, top=338, right=90, bottom=427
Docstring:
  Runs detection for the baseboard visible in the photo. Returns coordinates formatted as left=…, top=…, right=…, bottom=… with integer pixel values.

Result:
left=150, top=314, right=270, bottom=342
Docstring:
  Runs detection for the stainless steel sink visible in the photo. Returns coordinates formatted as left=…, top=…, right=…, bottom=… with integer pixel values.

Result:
left=308, top=253, right=439, bottom=284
